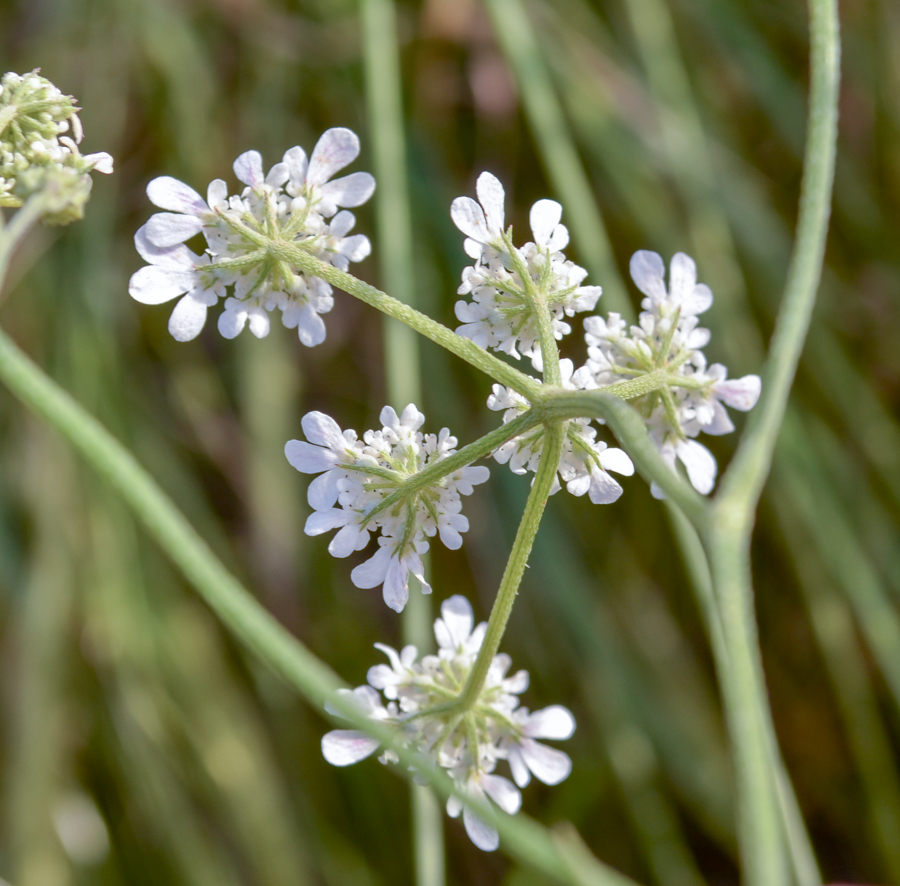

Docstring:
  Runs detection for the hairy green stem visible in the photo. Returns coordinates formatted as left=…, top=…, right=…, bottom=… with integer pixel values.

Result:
left=269, top=242, right=543, bottom=400
left=457, top=423, right=565, bottom=710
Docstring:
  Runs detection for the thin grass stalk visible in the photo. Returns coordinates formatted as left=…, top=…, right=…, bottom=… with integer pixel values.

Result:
left=361, top=0, right=445, bottom=881
left=482, top=0, right=631, bottom=317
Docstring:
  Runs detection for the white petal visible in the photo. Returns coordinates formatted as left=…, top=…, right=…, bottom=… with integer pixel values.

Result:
left=307, top=470, right=342, bottom=509
left=598, top=447, right=635, bottom=476
left=321, top=730, right=380, bottom=766
left=301, top=411, right=346, bottom=450
left=475, top=171, right=505, bottom=234
left=446, top=796, right=463, bottom=818
left=587, top=466, right=623, bottom=505
left=524, top=705, right=576, bottom=740
left=234, top=150, right=264, bottom=187
left=715, top=375, right=761, bottom=411
left=247, top=309, right=270, bottom=339
left=463, top=806, right=499, bottom=852
left=134, top=224, right=197, bottom=269
left=676, top=439, right=717, bottom=495
left=207, top=179, right=228, bottom=207
left=128, top=266, right=191, bottom=304
left=168, top=293, right=208, bottom=341
left=337, top=234, right=371, bottom=263
left=85, top=151, right=114, bottom=174
left=507, top=748, right=531, bottom=788
left=283, top=145, right=309, bottom=183
left=383, top=556, right=409, bottom=612
left=438, top=523, right=463, bottom=550
left=304, top=508, right=350, bottom=536
left=307, top=128, right=361, bottom=185
left=146, top=176, right=206, bottom=214
left=319, top=172, right=376, bottom=208
left=482, top=774, right=522, bottom=814
left=547, top=223, right=570, bottom=252
left=330, top=210, right=355, bottom=238
left=217, top=306, right=246, bottom=339
left=450, top=196, right=490, bottom=242
left=145, top=212, right=204, bottom=248
left=351, top=545, right=393, bottom=589
left=284, top=439, right=338, bottom=474
left=529, top=199, right=562, bottom=248
left=329, top=523, right=366, bottom=558
left=520, top=739, right=572, bottom=785
left=438, top=596, right=474, bottom=648
left=265, top=161, right=289, bottom=187
left=684, top=283, right=714, bottom=315
left=668, top=252, right=697, bottom=305
left=704, top=400, right=735, bottom=436
left=629, top=250, right=666, bottom=301
left=565, top=473, right=591, bottom=497
left=294, top=304, right=327, bottom=347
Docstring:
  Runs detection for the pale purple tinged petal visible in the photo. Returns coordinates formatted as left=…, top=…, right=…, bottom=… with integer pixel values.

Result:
left=168, top=293, right=208, bottom=341
left=598, top=447, right=635, bottom=476
left=482, top=774, right=522, bottom=814
left=321, top=730, right=380, bottom=766
left=146, top=176, right=206, bottom=214
left=304, top=509, right=350, bottom=536
left=382, top=556, right=410, bottom=612
left=529, top=199, right=562, bottom=248
left=676, top=439, right=717, bottom=494
left=234, top=151, right=264, bottom=187
left=629, top=250, right=666, bottom=300
left=520, top=738, right=572, bottom=785
left=668, top=252, right=697, bottom=304
left=715, top=375, right=761, bottom=411
left=129, top=266, right=193, bottom=305
left=308, top=128, right=360, bottom=185
left=475, top=171, right=505, bottom=234
left=463, top=806, right=499, bottom=852
left=524, top=705, right=576, bottom=740
left=450, top=196, right=490, bottom=242
left=145, top=213, right=204, bottom=248
left=319, top=171, right=376, bottom=208
left=301, top=411, right=346, bottom=450
left=351, top=545, right=393, bottom=589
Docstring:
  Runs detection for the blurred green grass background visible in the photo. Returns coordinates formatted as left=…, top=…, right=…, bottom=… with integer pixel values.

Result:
left=0, top=0, right=898, bottom=884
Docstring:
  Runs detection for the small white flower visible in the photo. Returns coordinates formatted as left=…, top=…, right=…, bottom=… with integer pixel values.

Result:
left=320, top=595, right=575, bottom=852
left=130, top=130, right=374, bottom=344
left=286, top=406, right=489, bottom=612
left=451, top=172, right=602, bottom=371
left=584, top=250, right=761, bottom=497
left=488, top=359, right=634, bottom=502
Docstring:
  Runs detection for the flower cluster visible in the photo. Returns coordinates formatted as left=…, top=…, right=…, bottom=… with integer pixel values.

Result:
left=129, top=128, right=374, bottom=344
left=584, top=251, right=761, bottom=496
left=451, top=172, right=602, bottom=371
left=322, top=595, right=575, bottom=851
left=0, top=71, right=113, bottom=225
left=285, top=406, right=489, bottom=612
left=487, top=359, right=635, bottom=503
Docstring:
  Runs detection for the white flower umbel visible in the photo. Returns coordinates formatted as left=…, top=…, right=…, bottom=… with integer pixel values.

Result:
left=285, top=406, right=489, bottom=612
left=321, top=595, right=575, bottom=851
left=129, top=128, right=374, bottom=343
left=0, top=71, right=113, bottom=225
left=488, top=359, right=634, bottom=503
left=584, top=251, right=761, bottom=497
left=451, top=172, right=601, bottom=371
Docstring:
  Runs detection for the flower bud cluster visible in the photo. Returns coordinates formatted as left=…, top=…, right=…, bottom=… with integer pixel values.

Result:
left=451, top=172, right=601, bottom=371
left=487, top=359, right=635, bottom=503
left=286, top=406, right=489, bottom=612
left=0, top=71, right=113, bottom=225
left=129, top=128, right=374, bottom=344
left=322, top=596, right=575, bottom=851
left=584, top=251, right=761, bottom=497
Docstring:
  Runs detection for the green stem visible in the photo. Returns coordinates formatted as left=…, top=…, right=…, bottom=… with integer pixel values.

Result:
left=0, top=322, right=637, bottom=886
left=0, top=195, right=48, bottom=290
left=268, top=242, right=543, bottom=400
left=457, top=423, right=565, bottom=710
